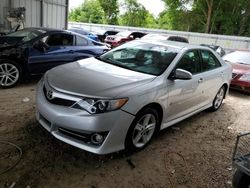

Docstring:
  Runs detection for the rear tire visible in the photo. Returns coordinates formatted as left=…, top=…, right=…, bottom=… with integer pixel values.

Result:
left=209, top=85, right=225, bottom=111
left=232, top=170, right=250, bottom=188
left=0, top=60, right=22, bottom=89
left=125, top=108, right=159, bottom=152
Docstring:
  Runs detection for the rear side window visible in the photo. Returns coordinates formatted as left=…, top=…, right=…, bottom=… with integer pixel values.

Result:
left=201, top=50, right=221, bottom=71
left=46, top=33, right=73, bottom=46
left=176, top=50, right=201, bottom=74
left=76, top=36, right=88, bottom=46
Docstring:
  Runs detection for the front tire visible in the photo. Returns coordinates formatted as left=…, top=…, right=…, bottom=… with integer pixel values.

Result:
left=210, top=86, right=226, bottom=111
left=0, top=60, right=22, bottom=89
left=125, top=108, right=159, bottom=152
left=232, top=170, right=250, bottom=188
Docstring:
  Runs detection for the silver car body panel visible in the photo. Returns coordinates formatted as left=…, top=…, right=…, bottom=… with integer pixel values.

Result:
left=36, top=40, right=232, bottom=154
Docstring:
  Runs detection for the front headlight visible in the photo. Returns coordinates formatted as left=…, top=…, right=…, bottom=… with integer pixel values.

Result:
left=72, top=98, right=128, bottom=114
left=239, top=74, right=250, bottom=81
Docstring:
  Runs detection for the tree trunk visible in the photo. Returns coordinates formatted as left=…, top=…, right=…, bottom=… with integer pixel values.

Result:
left=238, top=2, right=250, bottom=36
left=205, top=0, right=213, bottom=33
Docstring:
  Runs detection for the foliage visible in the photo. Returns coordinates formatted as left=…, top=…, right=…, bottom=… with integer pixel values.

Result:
left=68, top=0, right=104, bottom=24
left=69, top=0, right=250, bottom=36
left=119, top=0, right=156, bottom=28
left=98, top=0, right=119, bottom=25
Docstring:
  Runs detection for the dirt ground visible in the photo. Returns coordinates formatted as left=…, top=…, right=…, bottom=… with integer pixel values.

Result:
left=0, top=80, right=250, bottom=188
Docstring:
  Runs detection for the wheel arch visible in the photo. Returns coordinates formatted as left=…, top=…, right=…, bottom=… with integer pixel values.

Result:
left=222, top=83, right=229, bottom=98
left=136, top=102, right=164, bottom=128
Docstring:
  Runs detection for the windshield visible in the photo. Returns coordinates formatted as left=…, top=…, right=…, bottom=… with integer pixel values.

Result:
left=116, top=31, right=131, bottom=37
left=6, top=29, right=44, bottom=42
left=223, top=51, right=250, bottom=65
left=98, top=41, right=178, bottom=76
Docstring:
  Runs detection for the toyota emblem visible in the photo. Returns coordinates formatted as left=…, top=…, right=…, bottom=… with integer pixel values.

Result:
left=46, top=90, right=53, bottom=100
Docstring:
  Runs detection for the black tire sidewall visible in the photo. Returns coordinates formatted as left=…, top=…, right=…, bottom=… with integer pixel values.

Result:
left=125, top=108, right=159, bottom=152
left=233, top=170, right=250, bottom=188
left=210, top=86, right=225, bottom=111
left=0, top=60, right=22, bottom=89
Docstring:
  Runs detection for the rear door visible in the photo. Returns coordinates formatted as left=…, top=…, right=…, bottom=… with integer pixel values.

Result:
left=68, top=35, right=98, bottom=60
left=166, top=50, right=205, bottom=121
left=199, top=50, right=225, bottom=104
left=28, top=33, right=76, bottom=74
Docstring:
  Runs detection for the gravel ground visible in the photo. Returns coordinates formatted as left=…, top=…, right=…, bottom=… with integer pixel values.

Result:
left=0, top=80, right=249, bottom=188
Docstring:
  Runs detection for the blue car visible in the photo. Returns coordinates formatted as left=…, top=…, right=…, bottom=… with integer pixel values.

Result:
left=0, top=27, right=110, bottom=88
left=68, top=28, right=99, bottom=42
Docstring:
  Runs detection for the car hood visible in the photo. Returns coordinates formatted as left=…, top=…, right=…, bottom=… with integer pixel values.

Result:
left=47, top=57, right=155, bottom=98
left=231, top=63, right=250, bottom=74
left=0, top=36, right=23, bottom=46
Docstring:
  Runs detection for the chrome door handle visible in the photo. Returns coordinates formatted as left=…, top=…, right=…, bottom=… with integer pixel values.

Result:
left=198, top=78, right=204, bottom=83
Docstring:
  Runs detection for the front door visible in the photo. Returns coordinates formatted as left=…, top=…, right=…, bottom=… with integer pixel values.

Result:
left=165, top=50, right=205, bottom=122
left=28, top=33, right=76, bottom=74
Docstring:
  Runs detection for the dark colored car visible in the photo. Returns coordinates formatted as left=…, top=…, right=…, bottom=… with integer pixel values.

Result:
left=93, top=30, right=119, bottom=42
left=201, top=44, right=226, bottom=57
left=223, top=51, right=250, bottom=93
left=104, top=31, right=146, bottom=48
left=141, top=33, right=189, bottom=43
left=68, top=28, right=99, bottom=42
left=0, top=27, right=110, bottom=88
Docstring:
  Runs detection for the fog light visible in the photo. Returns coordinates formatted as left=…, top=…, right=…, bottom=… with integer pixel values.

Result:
left=91, top=133, right=104, bottom=145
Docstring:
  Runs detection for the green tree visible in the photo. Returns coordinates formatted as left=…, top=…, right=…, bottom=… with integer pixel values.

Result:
left=98, top=0, right=119, bottom=25
left=69, top=0, right=104, bottom=24
left=159, top=0, right=250, bottom=36
left=119, top=0, right=155, bottom=27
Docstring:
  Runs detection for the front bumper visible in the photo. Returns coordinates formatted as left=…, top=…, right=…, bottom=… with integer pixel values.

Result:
left=230, top=80, right=250, bottom=93
left=104, top=40, right=120, bottom=48
left=36, top=80, right=135, bottom=154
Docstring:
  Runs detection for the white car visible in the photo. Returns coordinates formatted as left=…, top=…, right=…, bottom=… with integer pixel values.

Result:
left=36, top=40, right=232, bottom=154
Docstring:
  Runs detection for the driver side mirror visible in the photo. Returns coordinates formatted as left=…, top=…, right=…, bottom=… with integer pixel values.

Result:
left=171, top=69, right=192, bottom=80
left=33, top=40, right=49, bottom=52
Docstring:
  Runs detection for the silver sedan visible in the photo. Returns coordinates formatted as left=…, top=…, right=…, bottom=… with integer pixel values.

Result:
left=36, top=40, right=232, bottom=154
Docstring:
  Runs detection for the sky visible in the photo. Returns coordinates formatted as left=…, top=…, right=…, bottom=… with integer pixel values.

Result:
left=69, top=0, right=165, bottom=17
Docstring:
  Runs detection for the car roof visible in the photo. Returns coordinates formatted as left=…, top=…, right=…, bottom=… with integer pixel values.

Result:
left=139, top=39, right=213, bottom=51
left=22, top=27, right=63, bottom=32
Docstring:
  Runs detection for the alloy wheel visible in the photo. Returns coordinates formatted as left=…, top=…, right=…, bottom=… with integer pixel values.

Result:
left=214, top=87, right=225, bottom=109
left=132, top=113, right=156, bottom=148
left=0, top=63, right=19, bottom=87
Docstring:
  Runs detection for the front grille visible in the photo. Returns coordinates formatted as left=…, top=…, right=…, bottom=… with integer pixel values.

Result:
left=39, top=113, right=52, bottom=129
left=43, top=86, right=76, bottom=107
left=232, top=73, right=238, bottom=79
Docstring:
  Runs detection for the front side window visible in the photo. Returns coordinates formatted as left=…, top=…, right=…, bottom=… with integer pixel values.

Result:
left=98, top=41, right=178, bottom=76
left=201, top=50, right=221, bottom=71
left=176, top=50, right=201, bottom=74
left=76, top=36, right=88, bottom=46
left=46, top=33, right=73, bottom=46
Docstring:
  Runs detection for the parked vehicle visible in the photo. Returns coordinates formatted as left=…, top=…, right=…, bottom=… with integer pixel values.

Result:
left=93, top=29, right=119, bottom=42
left=200, top=44, right=226, bottom=57
left=104, top=31, right=146, bottom=48
left=68, top=28, right=99, bottom=42
left=36, top=40, right=232, bottom=154
left=223, top=51, right=250, bottom=93
left=232, top=132, right=250, bottom=188
left=142, top=33, right=189, bottom=43
left=0, top=27, right=110, bottom=88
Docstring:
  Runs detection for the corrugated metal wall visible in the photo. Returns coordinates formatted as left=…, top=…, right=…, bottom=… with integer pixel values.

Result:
left=0, top=0, right=68, bottom=32
left=69, top=22, right=250, bottom=51
left=0, top=0, right=10, bottom=31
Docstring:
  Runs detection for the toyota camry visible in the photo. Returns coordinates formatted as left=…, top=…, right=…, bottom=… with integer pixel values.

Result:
left=36, top=40, right=232, bottom=154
